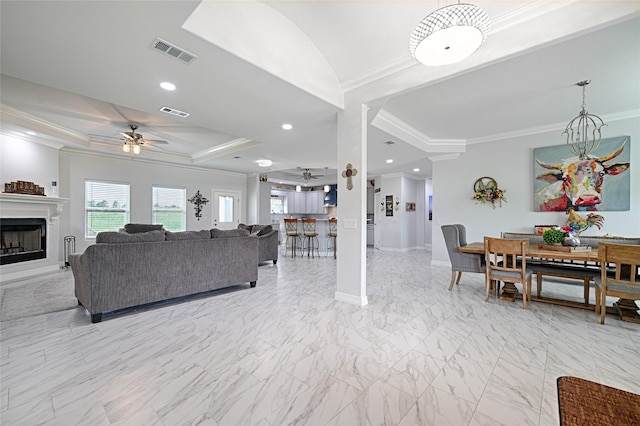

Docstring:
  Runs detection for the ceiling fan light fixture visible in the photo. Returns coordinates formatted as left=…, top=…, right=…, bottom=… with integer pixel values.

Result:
left=410, top=2, right=490, bottom=66
left=133, top=144, right=141, bottom=155
left=122, top=143, right=130, bottom=153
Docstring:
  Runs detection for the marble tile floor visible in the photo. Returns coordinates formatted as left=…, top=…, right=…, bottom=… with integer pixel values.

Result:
left=1, top=249, right=639, bottom=425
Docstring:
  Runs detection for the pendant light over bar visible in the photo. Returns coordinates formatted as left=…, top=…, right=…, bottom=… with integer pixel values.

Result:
left=410, top=2, right=490, bottom=66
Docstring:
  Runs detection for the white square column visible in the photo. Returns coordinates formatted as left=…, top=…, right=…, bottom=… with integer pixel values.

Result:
left=335, top=100, right=368, bottom=306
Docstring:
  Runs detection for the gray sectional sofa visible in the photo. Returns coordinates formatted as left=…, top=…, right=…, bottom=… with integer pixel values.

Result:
left=70, top=228, right=258, bottom=323
left=238, top=223, right=279, bottom=264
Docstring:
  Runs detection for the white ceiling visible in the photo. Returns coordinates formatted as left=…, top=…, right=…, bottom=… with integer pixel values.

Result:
left=1, top=1, right=639, bottom=187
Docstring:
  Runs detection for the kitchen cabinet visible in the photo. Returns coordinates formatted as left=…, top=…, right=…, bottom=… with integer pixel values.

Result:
left=307, top=191, right=324, bottom=214
left=282, top=190, right=324, bottom=213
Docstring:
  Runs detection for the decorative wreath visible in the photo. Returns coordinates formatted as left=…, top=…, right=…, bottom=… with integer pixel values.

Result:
left=472, top=177, right=506, bottom=209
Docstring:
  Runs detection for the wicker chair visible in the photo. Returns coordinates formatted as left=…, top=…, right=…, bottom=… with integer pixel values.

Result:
left=441, top=224, right=485, bottom=290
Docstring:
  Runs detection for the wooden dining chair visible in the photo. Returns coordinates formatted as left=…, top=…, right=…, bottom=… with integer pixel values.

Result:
left=594, top=243, right=640, bottom=325
left=484, top=237, right=533, bottom=309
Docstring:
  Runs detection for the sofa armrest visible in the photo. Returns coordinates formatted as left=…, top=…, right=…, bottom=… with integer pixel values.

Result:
left=258, top=230, right=279, bottom=264
left=69, top=252, right=92, bottom=311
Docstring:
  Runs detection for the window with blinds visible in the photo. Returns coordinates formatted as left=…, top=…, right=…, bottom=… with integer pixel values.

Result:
left=152, top=186, right=186, bottom=232
left=85, top=180, right=130, bottom=238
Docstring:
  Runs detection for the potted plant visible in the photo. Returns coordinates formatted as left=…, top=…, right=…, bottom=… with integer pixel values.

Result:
left=542, top=228, right=565, bottom=245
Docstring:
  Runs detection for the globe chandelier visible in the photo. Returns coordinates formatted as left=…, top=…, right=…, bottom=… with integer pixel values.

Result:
left=410, top=2, right=490, bottom=66
left=562, top=80, right=606, bottom=160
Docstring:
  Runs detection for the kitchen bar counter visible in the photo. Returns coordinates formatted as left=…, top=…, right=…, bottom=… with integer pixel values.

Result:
left=278, top=218, right=335, bottom=256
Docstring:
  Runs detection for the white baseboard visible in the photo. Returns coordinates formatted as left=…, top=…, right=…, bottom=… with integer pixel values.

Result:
left=335, top=291, right=368, bottom=306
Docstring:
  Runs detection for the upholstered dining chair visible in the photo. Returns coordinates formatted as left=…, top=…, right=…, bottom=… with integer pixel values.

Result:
left=484, top=237, right=533, bottom=309
left=441, top=224, right=485, bottom=291
left=594, top=243, right=640, bottom=325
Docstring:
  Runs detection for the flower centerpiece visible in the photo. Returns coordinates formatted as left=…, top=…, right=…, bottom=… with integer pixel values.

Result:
left=543, top=226, right=580, bottom=246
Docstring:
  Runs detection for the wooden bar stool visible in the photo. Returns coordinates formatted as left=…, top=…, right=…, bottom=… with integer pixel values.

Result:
left=327, top=218, right=337, bottom=259
left=302, top=218, right=319, bottom=258
left=283, top=218, right=302, bottom=257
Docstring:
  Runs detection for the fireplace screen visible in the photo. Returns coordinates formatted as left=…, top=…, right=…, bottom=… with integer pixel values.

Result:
left=0, top=218, right=47, bottom=265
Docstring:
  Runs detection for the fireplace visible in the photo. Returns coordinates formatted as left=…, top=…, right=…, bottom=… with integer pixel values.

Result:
left=0, top=218, right=47, bottom=265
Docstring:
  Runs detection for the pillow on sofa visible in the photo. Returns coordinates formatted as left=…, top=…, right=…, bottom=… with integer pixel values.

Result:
left=165, top=230, right=211, bottom=240
left=124, top=223, right=164, bottom=234
left=238, top=223, right=251, bottom=232
left=96, top=229, right=166, bottom=243
left=211, top=228, right=250, bottom=238
left=256, top=225, right=273, bottom=236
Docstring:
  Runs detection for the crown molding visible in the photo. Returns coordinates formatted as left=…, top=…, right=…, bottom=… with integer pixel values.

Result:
left=0, top=104, right=88, bottom=147
left=59, top=147, right=248, bottom=178
left=191, top=138, right=260, bottom=163
left=372, top=109, right=466, bottom=154
left=427, top=153, right=460, bottom=162
left=467, top=108, right=640, bottom=145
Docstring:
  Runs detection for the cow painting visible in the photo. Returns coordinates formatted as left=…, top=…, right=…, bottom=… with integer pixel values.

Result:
left=534, top=138, right=630, bottom=212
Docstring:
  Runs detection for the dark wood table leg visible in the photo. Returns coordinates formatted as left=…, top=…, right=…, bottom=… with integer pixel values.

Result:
left=500, top=282, right=518, bottom=302
left=614, top=299, right=640, bottom=323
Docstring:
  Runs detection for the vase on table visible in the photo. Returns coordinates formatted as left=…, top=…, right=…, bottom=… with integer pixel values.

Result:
left=562, top=233, right=580, bottom=247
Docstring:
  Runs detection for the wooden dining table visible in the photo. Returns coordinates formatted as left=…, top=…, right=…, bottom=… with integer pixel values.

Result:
left=459, top=242, right=600, bottom=309
left=459, top=242, right=639, bottom=322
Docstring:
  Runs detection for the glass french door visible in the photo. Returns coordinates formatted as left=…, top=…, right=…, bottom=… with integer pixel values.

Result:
left=212, top=190, right=240, bottom=229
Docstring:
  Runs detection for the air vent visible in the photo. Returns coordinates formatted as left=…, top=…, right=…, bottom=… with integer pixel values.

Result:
left=160, top=106, right=190, bottom=118
left=152, top=38, right=198, bottom=64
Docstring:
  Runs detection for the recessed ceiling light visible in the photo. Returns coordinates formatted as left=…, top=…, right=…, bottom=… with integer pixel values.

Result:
left=160, top=82, right=176, bottom=91
left=413, top=168, right=420, bottom=172
left=25, top=131, right=37, bottom=136
left=233, top=156, right=241, bottom=159
left=384, top=140, right=395, bottom=145
left=257, top=159, right=272, bottom=167
left=386, top=159, right=394, bottom=164
left=282, top=123, right=293, bottom=130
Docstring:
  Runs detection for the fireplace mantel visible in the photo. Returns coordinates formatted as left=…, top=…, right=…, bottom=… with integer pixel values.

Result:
left=1, top=193, right=69, bottom=283
left=0, top=193, right=68, bottom=223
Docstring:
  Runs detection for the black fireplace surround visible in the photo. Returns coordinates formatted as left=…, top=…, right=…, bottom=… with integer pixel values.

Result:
left=0, top=218, right=47, bottom=265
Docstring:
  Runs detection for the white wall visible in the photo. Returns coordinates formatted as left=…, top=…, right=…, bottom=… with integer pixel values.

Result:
left=425, top=178, right=433, bottom=249
left=0, top=134, right=60, bottom=195
left=59, top=149, right=248, bottom=254
left=431, top=116, right=640, bottom=264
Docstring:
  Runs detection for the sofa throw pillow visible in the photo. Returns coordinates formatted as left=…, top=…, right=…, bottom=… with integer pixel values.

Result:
left=96, top=229, right=166, bottom=243
left=257, top=225, right=273, bottom=236
left=165, top=230, right=211, bottom=240
left=211, top=228, right=250, bottom=238
left=124, top=223, right=164, bottom=234
left=238, top=223, right=251, bottom=231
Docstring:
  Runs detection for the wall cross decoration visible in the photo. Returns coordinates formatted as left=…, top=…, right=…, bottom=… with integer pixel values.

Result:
left=341, top=163, right=358, bottom=190
left=188, top=190, right=209, bottom=220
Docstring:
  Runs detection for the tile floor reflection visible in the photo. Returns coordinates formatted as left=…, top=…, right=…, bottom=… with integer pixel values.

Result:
left=1, top=249, right=639, bottom=425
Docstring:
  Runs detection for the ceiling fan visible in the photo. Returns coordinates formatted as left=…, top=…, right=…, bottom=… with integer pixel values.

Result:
left=90, top=124, right=168, bottom=155
left=298, top=167, right=324, bottom=181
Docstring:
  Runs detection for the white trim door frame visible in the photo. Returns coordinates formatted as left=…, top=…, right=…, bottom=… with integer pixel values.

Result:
left=212, top=190, right=241, bottom=229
